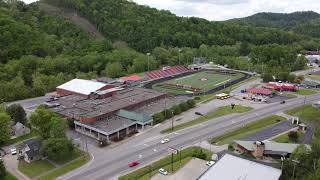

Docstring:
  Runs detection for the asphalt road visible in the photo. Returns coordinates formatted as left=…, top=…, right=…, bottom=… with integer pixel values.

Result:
left=60, top=93, right=320, bottom=180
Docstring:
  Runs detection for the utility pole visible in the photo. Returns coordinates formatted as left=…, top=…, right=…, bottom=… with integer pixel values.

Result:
left=171, top=153, right=174, bottom=172
left=171, top=112, right=174, bottom=131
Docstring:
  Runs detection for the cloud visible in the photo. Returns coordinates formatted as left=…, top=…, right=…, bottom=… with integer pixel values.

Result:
left=133, top=0, right=320, bottom=21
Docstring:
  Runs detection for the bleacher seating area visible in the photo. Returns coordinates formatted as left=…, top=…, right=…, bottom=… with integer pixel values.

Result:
left=145, top=65, right=190, bottom=80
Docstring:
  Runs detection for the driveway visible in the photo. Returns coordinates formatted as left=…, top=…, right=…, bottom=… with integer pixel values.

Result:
left=2, top=154, right=30, bottom=180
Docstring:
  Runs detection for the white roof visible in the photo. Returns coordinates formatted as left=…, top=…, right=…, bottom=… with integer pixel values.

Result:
left=57, top=79, right=107, bottom=95
left=198, top=154, right=281, bottom=180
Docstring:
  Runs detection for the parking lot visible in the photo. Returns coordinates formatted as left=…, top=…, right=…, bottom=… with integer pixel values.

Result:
left=151, top=158, right=208, bottom=180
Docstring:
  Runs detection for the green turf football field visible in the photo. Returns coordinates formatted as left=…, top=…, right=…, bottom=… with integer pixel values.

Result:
left=153, top=71, right=244, bottom=94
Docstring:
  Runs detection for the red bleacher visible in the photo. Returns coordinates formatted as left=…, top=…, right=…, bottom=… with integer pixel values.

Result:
left=145, top=65, right=190, bottom=80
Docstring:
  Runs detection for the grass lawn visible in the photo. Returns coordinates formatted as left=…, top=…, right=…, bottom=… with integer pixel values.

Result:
left=119, top=147, right=212, bottom=180
left=38, top=154, right=90, bottom=180
left=18, top=160, right=55, bottom=178
left=153, top=71, right=244, bottom=95
left=161, top=105, right=253, bottom=134
left=52, top=149, right=82, bottom=165
left=295, top=89, right=318, bottom=95
left=209, top=115, right=286, bottom=145
left=286, top=105, right=320, bottom=123
left=4, top=130, right=38, bottom=146
left=273, top=131, right=304, bottom=143
left=281, top=93, right=298, bottom=98
left=3, top=172, right=18, bottom=180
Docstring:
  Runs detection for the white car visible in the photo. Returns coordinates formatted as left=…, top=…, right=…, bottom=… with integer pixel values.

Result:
left=10, top=148, right=17, bottom=155
left=161, top=138, right=170, bottom=144
left=206, top=161, right=215, bottom=166
left=158, top=168, right=168, bottom=175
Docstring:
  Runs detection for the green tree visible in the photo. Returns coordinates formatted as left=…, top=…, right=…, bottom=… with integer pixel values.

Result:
left=153, top=113, right=165, bottom=124
left=103, top=62, right=124, bottom=78
left=42, top=138, right=74, bottom=161
left=239, top=42, right=251, bottom=56
left=6, top=104, right=27, bottom=125
left=0, top=161, right=6, bottom=178
left=0, top=112, right=11, bottom=145
left=30, top=107, right=66, bottom=139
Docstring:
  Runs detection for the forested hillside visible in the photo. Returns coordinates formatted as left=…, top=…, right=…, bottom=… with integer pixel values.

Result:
left=0, top=0, right=317, bottom=102
left=42, top=0, right=317, bottom=52
left=229, top=11, right=320, bottom=38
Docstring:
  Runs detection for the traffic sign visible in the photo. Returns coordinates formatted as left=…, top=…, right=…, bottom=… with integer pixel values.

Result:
left=167, top=147, right=178, bottom=154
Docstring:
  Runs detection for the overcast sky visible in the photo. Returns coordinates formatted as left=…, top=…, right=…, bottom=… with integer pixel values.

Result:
left=22, top=0, right=320, bottom=21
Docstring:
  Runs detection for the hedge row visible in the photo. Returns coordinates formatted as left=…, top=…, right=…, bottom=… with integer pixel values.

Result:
left=153, top=99, right=196, bottom=124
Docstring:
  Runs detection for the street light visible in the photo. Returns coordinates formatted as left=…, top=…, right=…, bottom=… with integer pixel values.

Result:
left=147, top=53, right=151, bottom=72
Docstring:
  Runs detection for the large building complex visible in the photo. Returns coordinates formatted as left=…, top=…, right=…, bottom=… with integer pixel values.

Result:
left=48, top=78, right=187, bottom=142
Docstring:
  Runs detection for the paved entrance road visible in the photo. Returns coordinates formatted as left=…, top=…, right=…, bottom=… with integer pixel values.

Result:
left=60, top=94, right=320, bottom=180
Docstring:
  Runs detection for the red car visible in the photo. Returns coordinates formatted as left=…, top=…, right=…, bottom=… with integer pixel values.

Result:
left=128, top=161, right=139, bottom=167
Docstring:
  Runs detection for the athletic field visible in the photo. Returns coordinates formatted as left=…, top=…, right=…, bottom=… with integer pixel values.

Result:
left=153, top=71, right=245, bottom=95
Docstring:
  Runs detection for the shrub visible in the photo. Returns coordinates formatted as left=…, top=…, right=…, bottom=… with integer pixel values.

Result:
left=228, top=144, right=235, bottom=151
left=179, top=102, right=189, bottom=111
left=153, top=113, right=165, bottom=124
left=187, top=99, right=196, bottom=108
left=194, top=96, right=201, bottom=100
left=288, top=131, right=298, bottom=142
left=172, top=105, right=181, bottom=115
left=163, top=109, right=174, bottom=119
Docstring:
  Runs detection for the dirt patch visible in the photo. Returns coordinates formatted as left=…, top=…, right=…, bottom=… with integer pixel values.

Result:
left=38, top=3, right=105, bottom=39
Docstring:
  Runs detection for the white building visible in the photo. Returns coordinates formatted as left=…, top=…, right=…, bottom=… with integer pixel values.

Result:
left=198, top=154, right=281, bottom=180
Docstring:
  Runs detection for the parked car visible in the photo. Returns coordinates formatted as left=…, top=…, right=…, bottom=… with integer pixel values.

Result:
left=161, top=138, right=170, bottom=144
left=128, top=161, right=139, bottom=167
left=158, top=168, right=168, bottom=175
left=195, top=112, right=204, bottom=116
left=206, top=161, right=215, bottom=166
left=10, top=148, right=17, bottom=155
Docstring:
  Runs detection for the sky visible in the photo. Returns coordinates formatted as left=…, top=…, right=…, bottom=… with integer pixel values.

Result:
left=22, top=0, right=320, bottom=21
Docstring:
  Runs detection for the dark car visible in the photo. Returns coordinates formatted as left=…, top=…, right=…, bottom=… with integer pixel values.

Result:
left=280, top=101, right=286, bottom=104
left=195, top=112, right=204, bottom=116
left=128, top=161, right=140, bottom=167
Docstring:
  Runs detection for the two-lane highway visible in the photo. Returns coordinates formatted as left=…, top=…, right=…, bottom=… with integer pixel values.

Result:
left=60, top=93, right=320, bottom=180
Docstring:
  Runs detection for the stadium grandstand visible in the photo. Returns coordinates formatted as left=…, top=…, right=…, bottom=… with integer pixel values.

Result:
left=145, top=65, right=190, bottom=80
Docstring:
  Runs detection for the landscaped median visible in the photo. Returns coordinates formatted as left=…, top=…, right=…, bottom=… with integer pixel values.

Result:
left=295, top=89, right=318, bottom=95
left=161, top=105, right=253, bottom=134
left=119, top=147, right=212, bottom=180
left=209, top=115, right=286, bottom=145
left=286, top=104, right=320, bottom=122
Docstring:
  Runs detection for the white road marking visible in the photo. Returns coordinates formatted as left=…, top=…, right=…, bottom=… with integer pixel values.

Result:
left=174, top=132, right=179, bottom=135
left=153, top=149, right=157, bottom=152
left=143, top=143, right=149, bottom=146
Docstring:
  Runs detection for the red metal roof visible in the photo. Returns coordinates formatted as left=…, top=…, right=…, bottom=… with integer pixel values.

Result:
left=247, top=88, right=272, bottom=95
left=120, top=75, right=142, bottom=81
left=265, top=83, right=297, bottom=91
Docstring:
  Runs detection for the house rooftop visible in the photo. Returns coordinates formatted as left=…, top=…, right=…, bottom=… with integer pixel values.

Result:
left=235, top=140, right=310, bottom=155
left=24, top=139, right=42, bottom=158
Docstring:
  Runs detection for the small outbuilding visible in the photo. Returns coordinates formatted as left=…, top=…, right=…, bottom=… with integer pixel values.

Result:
left=12, top=122, right=30, bottom=137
